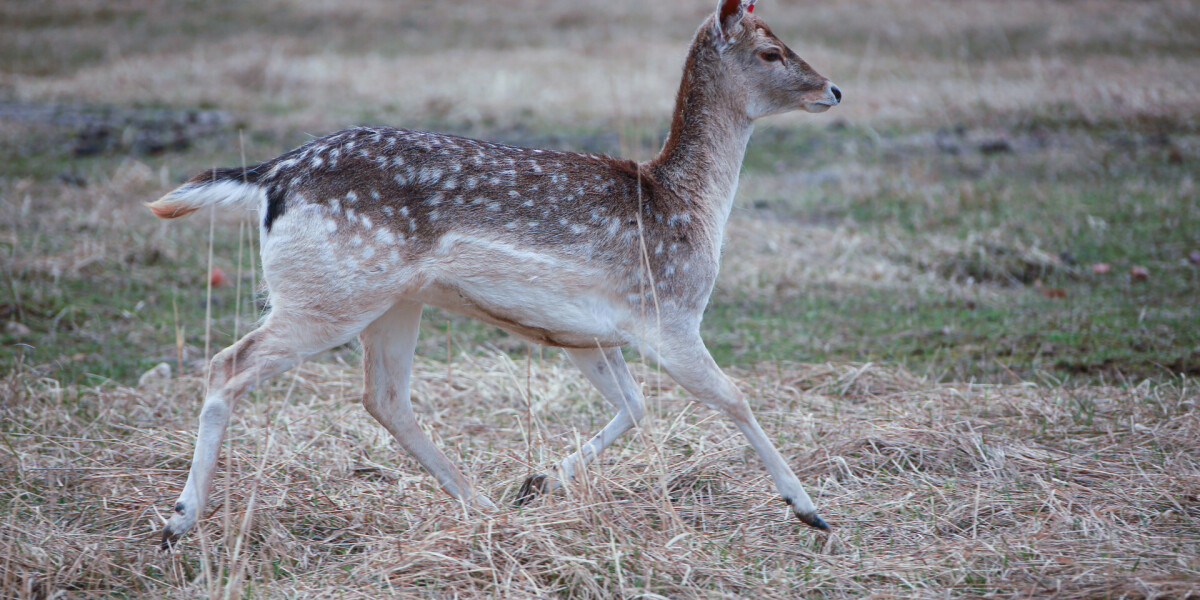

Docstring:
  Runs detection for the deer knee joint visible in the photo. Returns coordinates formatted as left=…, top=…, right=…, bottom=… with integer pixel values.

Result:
left=624, top=393, right=647, bottom=423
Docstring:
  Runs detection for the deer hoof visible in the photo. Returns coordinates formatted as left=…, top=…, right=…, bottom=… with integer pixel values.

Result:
left=796, top=511, right=830, bottom=530
left=782, top=496, right=830, bottom=530
left=160, top=502, right=195, bottom=550
left=515, top=473, right=550, bottom=506
left=161, top=528, right=182, bottom=551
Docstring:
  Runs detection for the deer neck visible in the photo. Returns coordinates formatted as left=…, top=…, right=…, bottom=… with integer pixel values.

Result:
left=647, top=35, right=754, bottom=228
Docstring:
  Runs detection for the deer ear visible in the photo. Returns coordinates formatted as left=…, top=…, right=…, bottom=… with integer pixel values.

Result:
left=715, top=0, right=747, bottom=42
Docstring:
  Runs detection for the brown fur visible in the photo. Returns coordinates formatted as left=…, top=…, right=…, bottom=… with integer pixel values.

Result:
left=147, top=200, right=199, bottom=219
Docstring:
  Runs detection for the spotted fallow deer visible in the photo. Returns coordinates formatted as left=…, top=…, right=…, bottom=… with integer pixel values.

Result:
left=150, top=0, right=840, bottom=548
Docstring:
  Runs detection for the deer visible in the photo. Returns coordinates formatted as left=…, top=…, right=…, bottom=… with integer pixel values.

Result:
left=150, top=0, right=841, bottom=549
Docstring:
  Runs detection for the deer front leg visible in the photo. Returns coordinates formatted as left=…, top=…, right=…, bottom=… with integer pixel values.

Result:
left=651, top=333, right=829, bottom=530
left=360, top=301, right=496, bottom=511
left=516, top=346, right=646, bottom=505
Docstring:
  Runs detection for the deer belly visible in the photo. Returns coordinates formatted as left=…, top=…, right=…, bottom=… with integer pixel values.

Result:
left=415, top=277, right=630, bottom=349
left=411, top=233, right=634, bottom=347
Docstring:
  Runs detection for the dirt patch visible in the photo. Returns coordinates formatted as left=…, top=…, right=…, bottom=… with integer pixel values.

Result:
left=0, top=101, right=232, bottom=157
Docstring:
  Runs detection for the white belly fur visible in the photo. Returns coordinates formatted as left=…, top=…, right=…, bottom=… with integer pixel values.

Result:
left=413, top=233, right=633, bottom=348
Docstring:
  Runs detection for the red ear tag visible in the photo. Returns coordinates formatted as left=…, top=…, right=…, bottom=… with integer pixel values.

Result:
left=746, top=4, right=754, bottom=12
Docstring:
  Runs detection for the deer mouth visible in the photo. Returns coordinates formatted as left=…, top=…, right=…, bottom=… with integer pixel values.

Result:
left=803, top=84, right=841, bottom=113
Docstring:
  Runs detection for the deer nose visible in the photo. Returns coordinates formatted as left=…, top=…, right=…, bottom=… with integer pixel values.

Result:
left=830, top=85, right=842, bottom=103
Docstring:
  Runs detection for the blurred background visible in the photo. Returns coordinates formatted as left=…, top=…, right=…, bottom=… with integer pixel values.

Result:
left=2, top=0, right=1197, bottom=385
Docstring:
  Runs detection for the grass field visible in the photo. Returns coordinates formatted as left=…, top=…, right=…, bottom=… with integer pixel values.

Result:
left=1, top=0, right=1198, bottom=597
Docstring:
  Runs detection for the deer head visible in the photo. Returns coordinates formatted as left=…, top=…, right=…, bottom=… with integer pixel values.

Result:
left=712, top=0, right=841, bottom=118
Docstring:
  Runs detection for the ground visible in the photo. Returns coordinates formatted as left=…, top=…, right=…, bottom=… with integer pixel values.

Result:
left=1, top=0, right=1198, bottom=598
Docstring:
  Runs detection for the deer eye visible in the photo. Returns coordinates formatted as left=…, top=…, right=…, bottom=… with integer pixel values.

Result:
left=759, top=49, right=783, bottom=63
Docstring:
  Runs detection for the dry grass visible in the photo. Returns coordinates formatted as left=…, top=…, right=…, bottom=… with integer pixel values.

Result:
left=2, top=355, right=1198, bottom=598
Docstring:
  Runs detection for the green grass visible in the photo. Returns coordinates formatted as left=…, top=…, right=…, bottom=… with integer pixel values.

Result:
left=711, top=120, right=1199, bottom=381
left=704, top=280, right=1199, bottom=382
left=2, top=226, right=252, bottom=384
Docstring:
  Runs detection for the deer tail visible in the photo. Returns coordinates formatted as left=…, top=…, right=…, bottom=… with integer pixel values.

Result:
left=147, top=166, right=267, bottom=220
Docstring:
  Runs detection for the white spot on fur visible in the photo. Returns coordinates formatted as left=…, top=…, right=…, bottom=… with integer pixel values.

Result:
left=375, top=229, right=396, bottom=244
left=420, top=167, right=442, bottom=183
left=667, top=213, right=691, bottom=226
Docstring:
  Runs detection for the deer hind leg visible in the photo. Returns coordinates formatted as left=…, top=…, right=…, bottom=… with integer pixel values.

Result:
left=651, top=333, right=829, bottom=530
left=360, top=301, right=497, bottom=511
left=162, top=311, right=369, bottom=548
left=516, top=346, right=646, bottom=505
